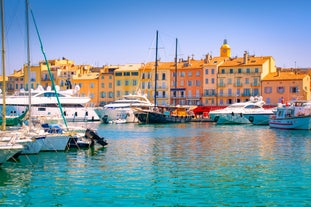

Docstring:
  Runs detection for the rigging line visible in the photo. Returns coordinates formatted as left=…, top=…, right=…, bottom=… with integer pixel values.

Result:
left=29, top=8, right=68, bottom=130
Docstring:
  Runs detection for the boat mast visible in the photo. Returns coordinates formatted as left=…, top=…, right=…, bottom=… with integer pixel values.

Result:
left=1, top=0, right=6, bottom=130
left=154, top=30, right=158, bottom=107
left=26, top=0, right=32, bottom=129
left=174, top=38, right=178, bottom=106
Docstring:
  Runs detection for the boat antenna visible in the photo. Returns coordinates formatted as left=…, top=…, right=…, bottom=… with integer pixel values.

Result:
left=174, top=38, right=178, bottom=106
left=30, top=8, right=68, bottom=130
left=26, top=0, right=32, bottom=130
left=1, top=0, right=6, bottom=130
left=154, top=30, right=158, bottom=107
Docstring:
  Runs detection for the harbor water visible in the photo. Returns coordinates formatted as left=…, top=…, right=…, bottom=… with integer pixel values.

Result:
left=1, top=122, right=311, bottom=206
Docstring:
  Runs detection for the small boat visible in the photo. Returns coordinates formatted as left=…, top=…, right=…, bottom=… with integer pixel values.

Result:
left=269, top=100, right=311, bottom=130
left=209, top=96, right=272, bottom=124
left=134, top=106, right=193, bottom=124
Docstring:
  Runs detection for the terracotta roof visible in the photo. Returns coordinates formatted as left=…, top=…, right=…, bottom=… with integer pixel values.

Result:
left=220, top=56, right=271, bottom=67
left=262, top=72, right=308, bottom=81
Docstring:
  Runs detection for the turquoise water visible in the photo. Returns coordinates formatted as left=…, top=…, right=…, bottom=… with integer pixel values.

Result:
left=1, top=122, right=311, bottom=206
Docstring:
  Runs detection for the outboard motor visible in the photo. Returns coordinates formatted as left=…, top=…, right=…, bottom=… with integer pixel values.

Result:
left=85, top=128, right=108, bottom=147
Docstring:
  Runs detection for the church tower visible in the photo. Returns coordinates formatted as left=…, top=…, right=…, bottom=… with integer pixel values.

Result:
left=220, top=39, right=231, bottom=58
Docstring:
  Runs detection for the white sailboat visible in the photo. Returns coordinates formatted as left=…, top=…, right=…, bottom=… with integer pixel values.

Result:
left=0, top=0, right=24, bottom=164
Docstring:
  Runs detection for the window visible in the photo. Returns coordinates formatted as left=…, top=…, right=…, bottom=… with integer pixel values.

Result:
left=109, top=83, right=112, bottom=88
left=246, top=68, right=250, bottom=73
left=162, top=73, right=166, bottom=80
left=90, top=83, right=94, bottom=88
left=212, top=69, right=215, bottom=74
left=125, top=80, right=129, bottom=86
left=227, top=78, right=232, bottom=84
left=238, top=68, right=242, bottom=73
left=115, top=72, right=122, bottom=76
left=255, top=68, right=259, bottom=73
left=117, top=80, right=121, bottom=86
left=290, top=86, right=299, bottom=93
left=252, top=88, right=259, bottom=96
left=228, top=88, right=232, bottom=96
left=230, top=69, right=234, bottom=74
left=124, top=72, right=130, bottom=76
left=101, top=92, right=106, bottom=98
left=277, top=86, right=285, bottom=93
left=131, top=72, right=138, bottom=76
left=264, top=87, right=272, bottom=94
left=211, top=78, right=215, bottom=84
left=205, top=79, right=208, bottom=84
left=221, top=69, right=225, bottom=74
left=180, top=80, right=184, bottom=86
left=205, top=69, right=208, bottom=74
left=196, top=80, right=201, bottom=86
left=188, top=72, right=192, bottom=77
left=133, top=80, right=137, bottom=86
left=108, top=92, right=113, bottom=98
left=180, top=72, right=185, bottom=77
left=196, top=71, right=200, bottom=76
left=188, top=80, right=192, bottom=86
left=101, top=83, right=105, bottom=88
left=101, top=75, right=104, bottom=79
left=245, top=78, right=249, bottom=84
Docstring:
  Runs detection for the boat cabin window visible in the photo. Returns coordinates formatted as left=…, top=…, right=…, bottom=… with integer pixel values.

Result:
left=37, top=92, right=66, bottom=97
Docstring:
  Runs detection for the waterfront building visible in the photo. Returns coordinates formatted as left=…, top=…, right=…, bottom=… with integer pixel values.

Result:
left=72, top=68, right=99, bottom=107
left=202, top=55, right=227, bottom=105
left=170, top=57, right=204, bottom=106
left=217, top=46, right=276, bottom=105
left=7, top=69, right=23, bottom=94
left=114, top=64, right=142, bottom=99
left=98, top=65, right=117, bottom=106
left=139, top=61, right=171, bottom=106
left=261, top=70, right=310, bottom=104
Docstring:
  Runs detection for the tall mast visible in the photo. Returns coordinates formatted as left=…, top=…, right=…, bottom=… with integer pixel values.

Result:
left=174, top=38, right=178, bottom=106
left=1, top=0, right=6, bottom=130
left=26, top=0, right=32, bottom=129
left=154, top=30, right=158, bottom=107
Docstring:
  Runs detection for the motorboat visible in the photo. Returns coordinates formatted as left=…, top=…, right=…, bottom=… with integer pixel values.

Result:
left=95, top=92, right=153, bottom=123
left=209, top=96, right=273, bottom=124
left=0, top=85, right=100, bottom=122
left=269, top=100, right=311, bottom=130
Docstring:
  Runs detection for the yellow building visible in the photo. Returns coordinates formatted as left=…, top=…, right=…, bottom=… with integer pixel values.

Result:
left=217, top=50, right=276, bottom=105
left=262, top=70, right=310, bottom=104
left=7, top=69, right=24, bottom=94
left=114, top=64, right=141, bottom=99
left=72, top=70, right=100, bottom=107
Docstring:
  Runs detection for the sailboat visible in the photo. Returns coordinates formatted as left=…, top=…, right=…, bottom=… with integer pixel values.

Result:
left=0, top=0, right=24, bottom=164
left=133, top=31, right=193, bottom=124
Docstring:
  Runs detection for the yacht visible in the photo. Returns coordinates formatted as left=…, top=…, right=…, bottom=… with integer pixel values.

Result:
left=95, top=92, right=153, bottom=123
left=209, top=96, right=273, bottom=124
left=0, top=85, right=99, bottom=122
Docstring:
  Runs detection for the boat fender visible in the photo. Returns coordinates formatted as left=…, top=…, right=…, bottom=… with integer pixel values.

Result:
left=240, top=113, right=243, bottom=117
left=231, top=112, right=234, bottom=116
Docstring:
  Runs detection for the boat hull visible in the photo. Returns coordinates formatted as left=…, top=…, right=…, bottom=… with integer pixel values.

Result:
left=40, top=134, right=70, bottom=151
left=243, top=113, right=274, bottom=125
left=269, top=116, right=311, bottom=130
left=0, top=144, right=24, bottom=164
left=213, top=113, right=251, bottom=124
left=134, top=111, right=192, bottom=124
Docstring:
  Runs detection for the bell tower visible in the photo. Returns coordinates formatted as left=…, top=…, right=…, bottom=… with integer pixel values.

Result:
left=220, top=39, right=231, bottom=58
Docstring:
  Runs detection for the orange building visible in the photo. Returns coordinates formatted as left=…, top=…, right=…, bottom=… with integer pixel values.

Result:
left=261, top=70, right=310, bottom=104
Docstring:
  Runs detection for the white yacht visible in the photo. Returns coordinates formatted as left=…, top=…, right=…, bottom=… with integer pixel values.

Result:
left=209, top=96, right=273, bottom=124
left=95, top=93, right=153, bottom=123
left=0, top=85, right=99, bottom=122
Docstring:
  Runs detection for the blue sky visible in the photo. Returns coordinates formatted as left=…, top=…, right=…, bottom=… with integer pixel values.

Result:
left=3, top=0, right=311, bottom=74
